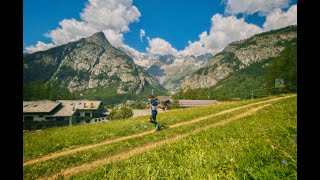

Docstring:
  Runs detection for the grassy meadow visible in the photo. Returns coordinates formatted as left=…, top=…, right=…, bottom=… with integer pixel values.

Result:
left=23, top=94, right=296, bottom=179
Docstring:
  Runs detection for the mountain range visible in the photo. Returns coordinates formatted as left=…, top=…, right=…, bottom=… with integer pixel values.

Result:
left=23, top=25, right=297, bottom=103
left=118, top=47, right=212, bottom=92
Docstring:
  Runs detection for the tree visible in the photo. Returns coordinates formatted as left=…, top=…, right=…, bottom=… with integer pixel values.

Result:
left=265, top=45, right=297, bottom=93
left=171, top=96, right=180, bottom=109
left=109, top=105, right=133, bottom=120
left=23, top=80, right=75, bottom=101
left=120, top=106, right=133, bottom=119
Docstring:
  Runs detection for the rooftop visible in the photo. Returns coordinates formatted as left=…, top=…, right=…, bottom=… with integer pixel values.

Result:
left=51, top=104, right=76, bottom=117
left=157, top=96, right=173, bottom=102
left=178, top=100, right=218, bottom=107
left=23, top=100, right=102, bottom=116
left=23, top=100, right=60, bottom=113
left=57, top=100, right=101, bottom=110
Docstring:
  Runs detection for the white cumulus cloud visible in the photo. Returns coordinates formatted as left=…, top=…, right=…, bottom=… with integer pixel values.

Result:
left=146, top=37, right=179, bottom=56
left=26, top=0, right=297, bottom=59
left=45, top=19, right=97, bottom=45
left=224, top=0, right=290, bottom=16
left=25, top=41, right=56, bottom=53
left=263, top=4, right=297, bottom=31
left=103, top=29, right=125, bottom=48
left=140, top=29, right=146, bottom=42
left=80, top=0, right=140, bottom=32
left=181, top=14, right=263, bottom=56
left=25, top=0, right=141, bottom=53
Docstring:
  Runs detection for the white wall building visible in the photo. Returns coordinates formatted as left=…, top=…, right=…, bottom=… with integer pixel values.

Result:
left=23, top=100, right=107, bottom=129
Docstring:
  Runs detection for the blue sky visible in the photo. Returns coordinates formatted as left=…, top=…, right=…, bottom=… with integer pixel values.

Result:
left=23, top=0, right=87, bottom=47
left=123, top=0, right=225, bottom=51
left=24, top=0, right=297, bottom=55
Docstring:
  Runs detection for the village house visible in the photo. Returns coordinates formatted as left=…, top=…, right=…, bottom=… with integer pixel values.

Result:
left=153, top=96, right=218, bottom=109
left=177, top=100, right=219, bottom=108
left=156, top=96, right=173, bottom=110
left=23, top=100, right=107, bottom=129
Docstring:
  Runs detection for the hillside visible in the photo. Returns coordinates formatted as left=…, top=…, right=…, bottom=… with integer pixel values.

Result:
left=175, top=44, right=297, bottom=100
left=23, top=95, right=296, bottom=179
left=181, top=25, right=297, bottom=90
left=23, top=32, right=168, bottom=104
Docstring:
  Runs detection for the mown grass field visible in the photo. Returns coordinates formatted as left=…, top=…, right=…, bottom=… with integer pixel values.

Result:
left=23, top=95, right=277, bottom=160
left=23, top=94, right=296, bottom=179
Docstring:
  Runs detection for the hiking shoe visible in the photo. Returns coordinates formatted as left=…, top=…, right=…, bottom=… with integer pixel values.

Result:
left=155, top=125, right=160, bottom=131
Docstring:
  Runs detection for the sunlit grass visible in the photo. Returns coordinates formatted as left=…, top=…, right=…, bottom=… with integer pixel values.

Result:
left=24, top=95, right=282, bottom=160
left=70, top=96, right=296, bottom=179
left=24, top=103, right=264, bottom=179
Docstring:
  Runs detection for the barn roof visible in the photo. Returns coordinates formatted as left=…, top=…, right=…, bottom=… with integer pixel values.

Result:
left=23, top=100, right=60, bottom=113
left=178, top=100, right=218, bottom=107
left=157, top=96, right=173, bottom=102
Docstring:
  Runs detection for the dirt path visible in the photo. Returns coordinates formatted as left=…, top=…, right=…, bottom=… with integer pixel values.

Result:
left=169, top=95, right=295, bottom=128
left=41, top=103, right=271, bottom=180
left=24, top=95, right=295, bottom=166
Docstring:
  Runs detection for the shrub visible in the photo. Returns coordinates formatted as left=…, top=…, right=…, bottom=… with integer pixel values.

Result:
left=171, top=98, right=180, bottom=109
left=109, top=106, right=133, bottom=120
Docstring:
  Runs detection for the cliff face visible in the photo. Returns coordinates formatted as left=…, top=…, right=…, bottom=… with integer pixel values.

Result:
left=119, top=46, right=213, bottom=92
left=152, top=54, right=211, bottom=92
left=181, top=25, right=297, bottom=90
left=23, top=32, right=167, bottom=95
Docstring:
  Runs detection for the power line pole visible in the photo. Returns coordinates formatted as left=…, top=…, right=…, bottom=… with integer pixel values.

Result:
left=251, top=90, right=253, bottom=100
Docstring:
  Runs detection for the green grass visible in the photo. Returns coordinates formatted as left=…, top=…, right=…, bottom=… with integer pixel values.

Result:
left=24, top=95, right=282, bottom=161
left=70, top=96, right=297, bottom=179
left=24, top=102, right=271, bottom=179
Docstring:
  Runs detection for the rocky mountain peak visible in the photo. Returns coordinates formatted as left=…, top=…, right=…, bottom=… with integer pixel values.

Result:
left=85, top=31, right=110, bottom=45
left=23, top=31, right=167, bottom=99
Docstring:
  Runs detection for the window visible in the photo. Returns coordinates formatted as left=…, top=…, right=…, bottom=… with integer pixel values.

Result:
left=46, top=117, right=55, bottom=121
left=75, top=112, right=80, bottom=117
left=39, top=115, right=44, bottom=118
left=86, top=120, right=90, bottom=123
left=95, top=119, right=97, bottom=122
left=85, top=113, right=91, bottom=117
left=56, top=117, right=64, bottom=121
left=24, top=116, right=33, bottom=121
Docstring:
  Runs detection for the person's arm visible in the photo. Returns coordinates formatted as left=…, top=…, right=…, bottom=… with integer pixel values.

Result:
left=149, top=99, right=152, bottom=111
